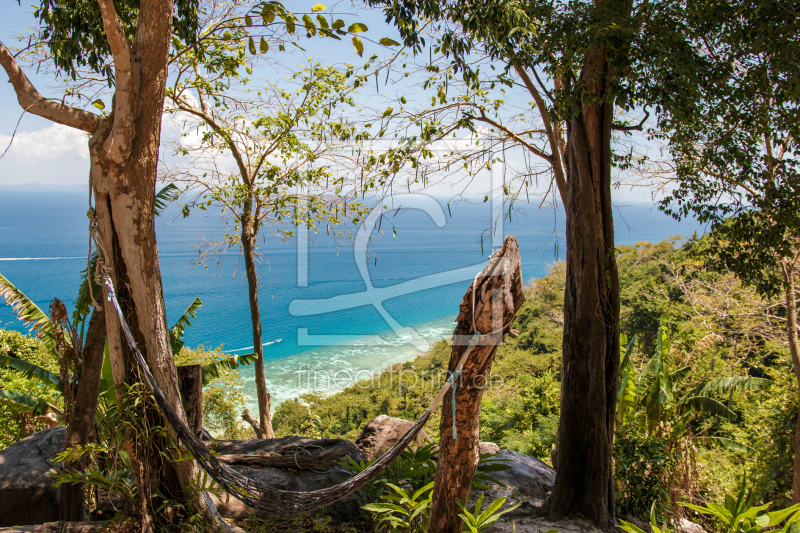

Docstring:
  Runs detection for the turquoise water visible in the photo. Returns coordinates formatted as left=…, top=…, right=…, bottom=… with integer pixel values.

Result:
left=0, top=191, right=702, bottom=408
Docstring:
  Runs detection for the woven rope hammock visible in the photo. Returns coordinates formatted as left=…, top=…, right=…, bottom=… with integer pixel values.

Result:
left=98, top=267, right=481, bottom=517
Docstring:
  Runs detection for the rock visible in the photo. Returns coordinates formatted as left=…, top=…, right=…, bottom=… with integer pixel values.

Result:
left=208, top=436, right=367, bottom=524
left=480, top=450, right=555, bottom=502
left=479, top=442, right=501, bottom=455
left=0, top=427, right=66, bottom=527
left=677, top=518, right=708, bottom=533
left=355, top=415, right=431, bottom=461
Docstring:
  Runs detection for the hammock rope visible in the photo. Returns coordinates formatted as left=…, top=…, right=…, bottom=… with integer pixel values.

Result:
left=97, top=266, right=484, bottom=516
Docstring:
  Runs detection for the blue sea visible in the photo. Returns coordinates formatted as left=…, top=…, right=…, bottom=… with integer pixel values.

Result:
left=0, top=190, right=702, bottom=410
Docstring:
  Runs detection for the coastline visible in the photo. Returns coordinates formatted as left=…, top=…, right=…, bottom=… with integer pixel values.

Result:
left=236, top=314, right=459, bottom=411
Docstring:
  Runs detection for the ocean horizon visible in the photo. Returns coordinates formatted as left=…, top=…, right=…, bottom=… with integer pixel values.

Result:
left=0, top=190, right=703, bottom=409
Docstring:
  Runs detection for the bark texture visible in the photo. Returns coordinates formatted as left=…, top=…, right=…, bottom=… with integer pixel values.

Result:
left=428, top=236, right=525, bottom=533
left=177, top=364, right=203, bottom=435
left=58, top=309, right=106, bottom=521
left=549, top=45, right=621, bottom=528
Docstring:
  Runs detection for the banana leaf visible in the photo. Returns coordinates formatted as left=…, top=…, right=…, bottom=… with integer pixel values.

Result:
left=686, top=376, right=770, bottom=397
left=0, top=353, right=62, bottom=391
left=169, top=297, right=203, bottom=355
left=0, top=388, right=56, bottom=417
left=683, top=396, right=737, bottom=421
left=702, top=436, right=756, bottom=455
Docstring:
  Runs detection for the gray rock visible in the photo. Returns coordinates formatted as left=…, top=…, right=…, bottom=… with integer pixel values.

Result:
left=0, top=427, right=66, bottom=527
left=471, top=449, right=556, bottom=514
left=355, top=415, right=431, bottom=461
left=479, top=442, right=501, bottom=455
left=208, top=436, right=367, bottom=524
left=677, top=518, right=708, bottom=533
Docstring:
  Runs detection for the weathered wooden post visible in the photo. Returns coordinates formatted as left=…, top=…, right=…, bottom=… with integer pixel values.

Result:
left=428, top=235, right=525, bottom=533
left=177, top=364, right=203, bottom=435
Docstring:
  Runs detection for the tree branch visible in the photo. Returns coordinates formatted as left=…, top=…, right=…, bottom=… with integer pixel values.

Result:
left=0, top=42, right=99, bottom=133
left=612, top=109, right=650, bottom=132
left=465, top=109, right=554, bottom=164
left=96, top=0, right=134, bottom=162
left=513, top=63, right=568, bottom=207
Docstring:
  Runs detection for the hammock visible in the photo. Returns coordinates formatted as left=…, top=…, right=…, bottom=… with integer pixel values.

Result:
left=99, top=268, right=472, bottom=517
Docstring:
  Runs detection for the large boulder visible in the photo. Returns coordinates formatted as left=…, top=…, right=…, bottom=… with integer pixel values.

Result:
left=0, top=427, right=65, bottom=527
left=208, top=436, right=367, bottom=524
left=472, top=449, right=555, bottom=509
left=355, top=415, right=431, bottom=461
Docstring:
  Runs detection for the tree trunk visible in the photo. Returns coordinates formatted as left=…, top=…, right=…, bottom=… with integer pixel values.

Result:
left=782, top=262, right=800, bottom=504
left=428, top=236, right=524, bottom=533
left=241, top=200, right=274, bottom=439
left=549, top=46, right=620, bottom=528
left=59, top=308, right=106, bottom=521
left=177, top=364, right=203, bottom=435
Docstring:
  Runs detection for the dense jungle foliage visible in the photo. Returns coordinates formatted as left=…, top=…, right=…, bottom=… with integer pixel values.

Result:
left=1, top=234, right=797, bottom=528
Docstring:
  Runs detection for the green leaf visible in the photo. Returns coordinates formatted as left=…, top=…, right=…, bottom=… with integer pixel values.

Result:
left=245, top=15, right=252, bottom=26
left=0, top=354, right=62, bottom=391
left=348, top=22, right=368, bottom=33
left=248, top=36, right=256, bottom=54
left=382, top=107, right=393, bottom=117
left=311, top=3, right=326, bottom=11
left=767, top=503, right=800, bottom=526
left=687, top=376, right=770, bottom=397
left=379, top=37, right=400, bottom=46
left=222, top=31, right=232, bottom=40
left=168, top=297, right=202, bottom=355
left=285, top=17, right=295, bottom=34
left=302, top=14, right=316, bottom=36
left=704, top=436, right=757, bottom=454
left=260, top=37, right=269, bottom=53
left=198, top=352, right=258, bottom=386
left=263, top=12, right=275, bottom=24
left=684, top=396, right=737, bottom=420
left=332, top=19, right=344, bottom=29
left=352, top=35, right=364, bottom=57
left=154, top=183, right=180, bottom=217
left=0, top=389, right=54, bottom=416
left=92, top=99, right=105, bottom=110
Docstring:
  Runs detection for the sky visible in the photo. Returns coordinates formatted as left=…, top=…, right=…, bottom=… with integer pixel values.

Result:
left=0, top=1, right=665, bottom=206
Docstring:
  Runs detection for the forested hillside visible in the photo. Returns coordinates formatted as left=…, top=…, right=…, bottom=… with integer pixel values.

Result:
left=271, top=235, right=797, bottom=516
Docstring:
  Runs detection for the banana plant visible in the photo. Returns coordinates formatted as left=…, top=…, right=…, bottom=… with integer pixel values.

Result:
left=617, top=318, right=770, bottom=450
left=682, top=471, right=800, bottom=533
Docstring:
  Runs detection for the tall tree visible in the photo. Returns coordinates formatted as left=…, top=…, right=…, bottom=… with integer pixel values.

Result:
left=0, top=0, right=237, bottom=528
left=164, top=5, right=374, bottom=437
left=648, top=0, right=800, bottom=503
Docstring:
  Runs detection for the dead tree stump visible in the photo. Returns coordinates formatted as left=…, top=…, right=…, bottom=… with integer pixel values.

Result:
left=428, top=235, right=525, bottom=533
left=176, top=364, right=203, bottom=435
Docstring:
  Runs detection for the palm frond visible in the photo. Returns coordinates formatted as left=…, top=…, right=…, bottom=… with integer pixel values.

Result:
left=687, top=376, right=770, bottom=397
left=198, top=353, right=258, bottom=386
left=169, top=297, right=203, bottom=355
left=154, top=183, right=180, bottom=217
left=0, top=273, right=54, bottom=348
left=0, top=353, right=63, bottom=391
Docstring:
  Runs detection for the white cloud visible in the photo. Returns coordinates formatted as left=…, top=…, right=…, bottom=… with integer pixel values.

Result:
left=0, top=123, right=90, bottom=161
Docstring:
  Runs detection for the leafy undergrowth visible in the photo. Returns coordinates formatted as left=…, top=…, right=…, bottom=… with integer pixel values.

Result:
left=234, top=513, right=367, bottom=533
